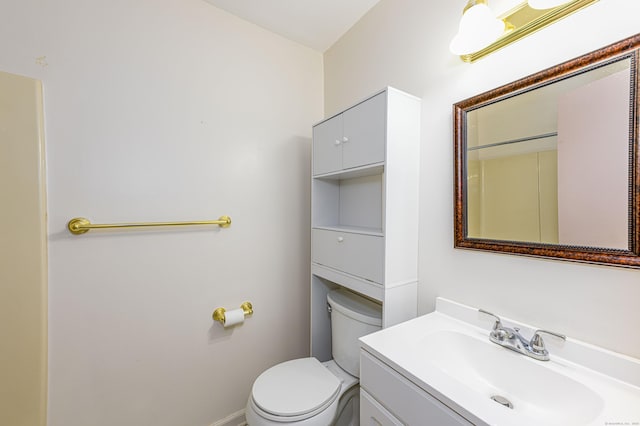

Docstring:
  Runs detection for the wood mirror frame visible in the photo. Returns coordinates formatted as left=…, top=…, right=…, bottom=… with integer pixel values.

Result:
left=454, top=34, right=640, bottom=268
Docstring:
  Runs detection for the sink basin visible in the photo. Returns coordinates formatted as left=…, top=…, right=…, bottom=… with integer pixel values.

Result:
left=422, top=330, right=603, bottom=425
left=360, top=298, right=640, bottom=426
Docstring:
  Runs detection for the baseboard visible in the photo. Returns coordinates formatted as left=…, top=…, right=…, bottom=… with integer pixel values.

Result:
left=211, top=409, right=246, bottom=426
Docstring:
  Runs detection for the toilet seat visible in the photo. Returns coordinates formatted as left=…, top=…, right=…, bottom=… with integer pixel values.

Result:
left=250, top=358, right=341, bottom=422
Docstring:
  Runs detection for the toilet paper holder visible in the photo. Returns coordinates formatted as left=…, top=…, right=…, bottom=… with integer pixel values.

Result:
left=212, top=301, right=253, bottom=325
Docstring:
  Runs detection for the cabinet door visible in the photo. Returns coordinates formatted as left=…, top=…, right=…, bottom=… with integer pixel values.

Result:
left=313, top=114, right=343, bottom=175
left=342, top=92, right=386, bottom=170
left=312, top=229, right=344, bottom=272
left=312, top=229, right=384, bottom=284
left=340, top=232, right=383, bottom=283
left=361, top=351, right=473, bottom=426
left=361, top=389, right=404, bottom=426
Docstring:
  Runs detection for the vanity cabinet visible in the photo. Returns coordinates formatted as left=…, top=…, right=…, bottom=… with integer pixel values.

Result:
left=360, top=389, right=403, bottom=426
left=310, top=87, right=421, bottom=361
left=360, top=350, right=473, bottom=426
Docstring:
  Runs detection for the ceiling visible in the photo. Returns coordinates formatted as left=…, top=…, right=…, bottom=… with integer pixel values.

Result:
left=202, top=0, right=383, bottom=52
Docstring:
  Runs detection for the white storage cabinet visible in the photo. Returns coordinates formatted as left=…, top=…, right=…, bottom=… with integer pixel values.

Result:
left=313, top=92, right=387, bottom=175
left=310, top=87, right=421, bottom=362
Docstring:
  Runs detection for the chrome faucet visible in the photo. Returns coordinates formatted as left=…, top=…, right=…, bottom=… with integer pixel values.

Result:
left=479, top=309, right=566, bottom=361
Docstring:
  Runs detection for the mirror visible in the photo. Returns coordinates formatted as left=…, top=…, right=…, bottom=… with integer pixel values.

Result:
left=454, top=34, right=640, bottom=268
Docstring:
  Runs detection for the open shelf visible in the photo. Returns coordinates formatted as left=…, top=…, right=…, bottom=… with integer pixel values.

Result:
left=312, top=225, right=383, bottom=237
left=312, top=172, right=384, bottom=232
left=313, top=163, right=384, bottom=180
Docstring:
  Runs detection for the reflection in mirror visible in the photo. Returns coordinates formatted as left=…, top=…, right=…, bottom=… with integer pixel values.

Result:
left=466, top=59, right=631, bottom=249
left=454, top=34, right=640, bottom=268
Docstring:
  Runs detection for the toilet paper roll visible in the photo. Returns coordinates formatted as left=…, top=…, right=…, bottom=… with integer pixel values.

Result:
left=223, top=308, right=245, bottom=328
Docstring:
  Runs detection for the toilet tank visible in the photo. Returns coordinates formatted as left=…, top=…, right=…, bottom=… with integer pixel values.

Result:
left=327, top=289, right=382, bottom=377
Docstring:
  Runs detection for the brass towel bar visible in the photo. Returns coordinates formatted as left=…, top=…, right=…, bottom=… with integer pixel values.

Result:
left=67, top=215, right=231, bottom=235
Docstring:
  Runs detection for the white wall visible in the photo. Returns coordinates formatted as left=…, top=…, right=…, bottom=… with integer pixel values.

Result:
left=324, top=0, right=640, bottom=358
left=0, top=0, right=323, bottom=425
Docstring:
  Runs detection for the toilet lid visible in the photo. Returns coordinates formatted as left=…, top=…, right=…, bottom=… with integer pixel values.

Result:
left=252, top=358, right=341, bottom=418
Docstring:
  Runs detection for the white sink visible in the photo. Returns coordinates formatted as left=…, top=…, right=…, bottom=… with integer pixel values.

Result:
left=360, top=298, right=640, bottom=426
left=422, top=330, right=603, bottom=425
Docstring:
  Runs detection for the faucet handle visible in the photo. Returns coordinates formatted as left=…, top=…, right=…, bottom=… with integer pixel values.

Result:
left=478, top=309, right=503, bottom=331
left=530, top=329, right=566, bottom=354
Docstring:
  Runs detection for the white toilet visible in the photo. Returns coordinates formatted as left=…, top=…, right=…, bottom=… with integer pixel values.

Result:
left=245, top=288, right=382, bottom=425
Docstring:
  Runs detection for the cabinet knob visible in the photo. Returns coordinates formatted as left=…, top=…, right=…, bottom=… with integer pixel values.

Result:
left=337, top=236, right=344, bottom=243
left=342, top=136, right=349, bottom=143
left=334, top=139, right=341, bottom=146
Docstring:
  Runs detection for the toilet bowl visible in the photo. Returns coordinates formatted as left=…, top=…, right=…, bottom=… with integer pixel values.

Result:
left=245, top=289, right=382, bottom=425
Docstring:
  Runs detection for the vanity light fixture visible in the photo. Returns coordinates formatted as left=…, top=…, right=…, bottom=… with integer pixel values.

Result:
left=451, top=0, right=599, bottom=62
left=449, top=0, right=506, bottom=56
left=528, top=0, right=571, bottom=9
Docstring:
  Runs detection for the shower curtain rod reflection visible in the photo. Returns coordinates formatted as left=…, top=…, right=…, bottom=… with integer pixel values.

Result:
left=67, top=215, right=232, bottom=235
left=467, top=132, right=558, bottom=151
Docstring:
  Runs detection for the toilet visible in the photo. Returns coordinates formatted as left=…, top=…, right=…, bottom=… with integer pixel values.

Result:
left=245, top=288, right=382, bottom=425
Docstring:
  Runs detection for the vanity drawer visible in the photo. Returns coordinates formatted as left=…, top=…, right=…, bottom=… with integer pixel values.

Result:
left=360, top=350, right=472, bottom=426
left=312, top=229, right=383, bottom=284
left=361, top=389, right=403, bottom=425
